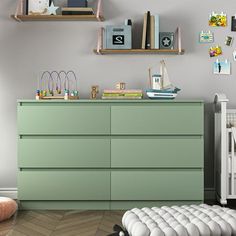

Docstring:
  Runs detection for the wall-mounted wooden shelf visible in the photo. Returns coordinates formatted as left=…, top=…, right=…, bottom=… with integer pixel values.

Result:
left=11, top=14, right=104, bottom=22
left=94, top=27, right=184, bottom=55
left=11, top=0, right=103, bottom=22
left=94, top=49, right=185, bottom=55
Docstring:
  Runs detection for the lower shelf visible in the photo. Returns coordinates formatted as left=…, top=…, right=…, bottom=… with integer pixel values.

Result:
left=94, top=49, right=185, bottom=55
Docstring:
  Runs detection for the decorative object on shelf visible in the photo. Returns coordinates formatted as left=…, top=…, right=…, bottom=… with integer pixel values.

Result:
left=28, top=0, right=49, bottom=15
left=36, top=70, right=79, bottom=100
left=68, top=0, right=88, bottom=7
left=159, top=32, right=174, bottom=50
left=146, top=60, right=180, bottom=100
left=213, top=59, right=231, bottom=75
left=199, top=31, right=214, bottom=43
left=209, top=45, right=222, bottom=57
left=104, top=20, right=132, bottom=49
left=233, top=49, right=236, bottom=61
left=90, top=85, right=99, bottom=99
left=47, top=1, right=59, bottom=15
left=225, top=36, right=233, bottom=46
left=12, top=0, right=103, bottom=21
left=116, top=82, right=126, bottom=90
left=232, top=16, right=236, bottom=31
left=209, top=12, right=227, bottom=27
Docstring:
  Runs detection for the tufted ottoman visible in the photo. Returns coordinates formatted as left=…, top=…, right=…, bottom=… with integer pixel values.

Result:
left=0, top=197, right=18, bottom=222
left=122, top=204, right=236, bottom=236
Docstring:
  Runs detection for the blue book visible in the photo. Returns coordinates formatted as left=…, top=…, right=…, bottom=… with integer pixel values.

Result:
left=154, top=15, right=160, bottom=49
left=68, top=0, right=88, bottom=7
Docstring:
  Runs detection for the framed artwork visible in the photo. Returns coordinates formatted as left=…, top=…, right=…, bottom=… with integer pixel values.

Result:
left=27, top=0, right=50, bottom=15
left=213, top=60, right=231, bottom=75
left=209, top=12, right=227, bottom=27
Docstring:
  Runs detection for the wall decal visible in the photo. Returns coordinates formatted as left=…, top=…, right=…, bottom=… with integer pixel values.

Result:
left=47, top=1, right=59, bottom=15
left=213, top=60, right=231, bottom=75
left=209, top=45, right=222, bottom=57
left=232, top=16, right=236, bottom=31
left=233, top=49, right=236, bottom=61
left=199, top=31, right=214, bottom=43
left=225, top=36, right=234, bottom=46
left=209, top=12, right=227, bottom=27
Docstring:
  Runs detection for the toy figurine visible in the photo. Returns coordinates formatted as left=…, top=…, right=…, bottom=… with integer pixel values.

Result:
left=91, top=85, right=99, bottom=99
left=116, top=82, right=126, bottom=90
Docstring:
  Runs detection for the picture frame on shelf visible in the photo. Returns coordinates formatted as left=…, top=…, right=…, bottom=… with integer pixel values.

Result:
left=27, top=0, right=50, bottom=15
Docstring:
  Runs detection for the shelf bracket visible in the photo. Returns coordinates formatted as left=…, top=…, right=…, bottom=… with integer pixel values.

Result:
left=96, top=0, right=103, bottom=21
left=175, top=27, right=182, bottom=55
left=96, top=27, right=103, bottom=54
left=14, top=0, right=23, bottom=22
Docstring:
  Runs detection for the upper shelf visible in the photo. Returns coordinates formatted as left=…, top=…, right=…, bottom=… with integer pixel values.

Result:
left=11, top=0, right=104, bottom=22
left=11, top=14, right=104, bottom=22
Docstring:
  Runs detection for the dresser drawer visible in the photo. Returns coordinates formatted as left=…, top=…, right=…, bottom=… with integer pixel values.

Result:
left=18, top=105, right=110, bottom=135
left=111, top=137, right=203, bottom=168
left=111, top=170, right=203, bottom=201
left=19, top=138, right=110, bottom=168
left=111, top=104, right=203, bottom=135
left=18, top=171, right=110, bottom=200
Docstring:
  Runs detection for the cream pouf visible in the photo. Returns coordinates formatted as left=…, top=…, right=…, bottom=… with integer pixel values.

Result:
left=122, top=204, right=236, bottom=236
left=0, top=197, right=18, bottom=222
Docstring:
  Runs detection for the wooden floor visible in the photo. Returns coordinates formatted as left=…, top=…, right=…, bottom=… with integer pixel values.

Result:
left=0, top=210, right=124, bottom=236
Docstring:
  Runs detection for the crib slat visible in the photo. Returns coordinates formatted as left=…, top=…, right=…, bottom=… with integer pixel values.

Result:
left=231, top=131, right=235, bottom=195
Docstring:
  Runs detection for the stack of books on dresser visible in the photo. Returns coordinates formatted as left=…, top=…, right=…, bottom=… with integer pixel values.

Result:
left=102, top=90, right=143, bottom=100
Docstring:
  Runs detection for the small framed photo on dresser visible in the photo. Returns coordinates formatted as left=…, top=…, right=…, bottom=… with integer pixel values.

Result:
left=27, top=0, right=50, bottom=15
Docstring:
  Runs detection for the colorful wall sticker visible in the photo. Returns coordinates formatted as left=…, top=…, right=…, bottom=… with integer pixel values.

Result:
left=232, top=16, right=236, bottom=31
left=209, top=12, right=227, bottom=27
left=213, top=60, right=231, bottom=75
left=233, top=49, right=236, bottom=61
left=225, top=36, right=234, bottom=46
left=199, top=31, right=214, bottom=43
left=209, top=45, right=222, bottom=57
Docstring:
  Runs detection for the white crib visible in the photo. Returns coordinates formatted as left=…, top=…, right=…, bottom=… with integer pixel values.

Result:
left=215, top=93, right=236, bottom=205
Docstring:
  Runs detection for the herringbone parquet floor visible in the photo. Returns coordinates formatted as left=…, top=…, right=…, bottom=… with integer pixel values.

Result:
left=0, top=210, right=124, bottom=236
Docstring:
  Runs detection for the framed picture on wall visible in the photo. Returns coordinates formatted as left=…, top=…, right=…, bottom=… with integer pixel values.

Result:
left=27, top=0, right=50, bottom=15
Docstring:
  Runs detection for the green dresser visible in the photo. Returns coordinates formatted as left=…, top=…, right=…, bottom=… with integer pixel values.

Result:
left=17, top=100, right=204, bottom=210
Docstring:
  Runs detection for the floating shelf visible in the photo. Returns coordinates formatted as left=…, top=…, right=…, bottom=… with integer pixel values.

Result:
left=95, top=27, right=184, bottom=56
left=11, top=0, right=103, bottom=22
left=94, top=49, right=185, bottom=55
left=11, top=14, right=104, bottom=22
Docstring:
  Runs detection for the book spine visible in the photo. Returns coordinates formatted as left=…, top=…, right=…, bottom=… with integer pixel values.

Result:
left=103, top=90, right=142, bottom=94
left=146, top=11, right=151, bottom=49
left=154, top=15, right=160, bottom=49
left=150, top=15, right=155, bottom=49
left=141, top=13, right=148, bottom=49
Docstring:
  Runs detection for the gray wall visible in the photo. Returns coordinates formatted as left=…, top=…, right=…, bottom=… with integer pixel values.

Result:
left=1, top=0, right=236, bottom=195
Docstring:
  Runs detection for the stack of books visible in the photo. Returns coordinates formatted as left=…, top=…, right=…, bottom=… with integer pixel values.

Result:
left=62, top=7, right=94, bottom=15
left=142, top=11, right=159, bottom=49
left=102, top=90, right=143, bottom=100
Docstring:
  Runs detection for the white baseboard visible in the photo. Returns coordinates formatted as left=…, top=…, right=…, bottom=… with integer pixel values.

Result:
left=204, top=188, right=215, bottom=201
left=0, top=188, right=18, bottom=199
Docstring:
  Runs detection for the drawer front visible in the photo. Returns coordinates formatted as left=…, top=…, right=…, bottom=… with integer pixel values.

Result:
left=111, top=138, right=203, bottom=168
left=18, top=105, right=110, bottom=135
left=111, top=104, right=203, bottom=135
left=19, top=138, right=110, bottom=168
left=111, top=170, right=203, bottom=201
left=18, top=171, right=110, bottom=200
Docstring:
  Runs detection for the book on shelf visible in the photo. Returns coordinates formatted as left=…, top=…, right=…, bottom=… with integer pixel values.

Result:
left=67, top=0, right=88, bottom=8
left=103, top=89, right=142, bottom=94
left=146, top=11, right=151, bottom=49
left=141, top=12, right=148, bottom=49
left=141, top=12, right=160, bottom=50
left=102, top=89, right=143, bottom=100
left=102, top=96, right=142, bottom=100
left=61, top=7, right=94, bottom=15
